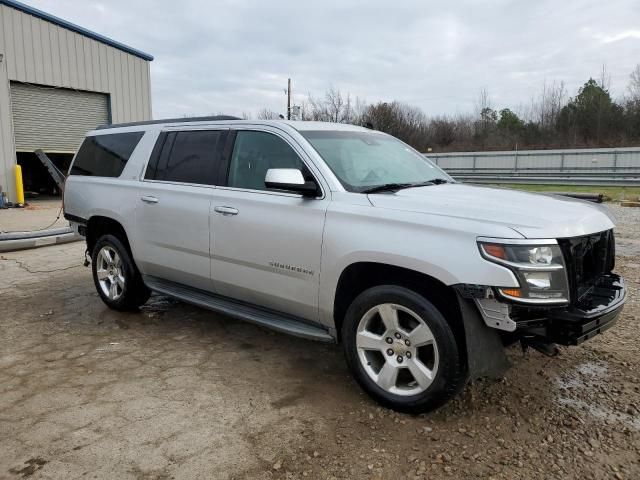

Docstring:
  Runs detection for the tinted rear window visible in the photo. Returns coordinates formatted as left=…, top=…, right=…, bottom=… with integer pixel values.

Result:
left=69, top=132, right=144, bottom=177
left=146, top=130, right=224, bottom=185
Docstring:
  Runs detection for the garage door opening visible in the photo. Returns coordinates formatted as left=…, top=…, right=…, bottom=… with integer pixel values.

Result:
left=16, top=152, right=73, bottom=198
left=9, top=82, right=109, bottom=199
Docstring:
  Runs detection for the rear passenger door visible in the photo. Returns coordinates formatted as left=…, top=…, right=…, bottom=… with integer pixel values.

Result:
left=134, top=128, right=228, bottom=291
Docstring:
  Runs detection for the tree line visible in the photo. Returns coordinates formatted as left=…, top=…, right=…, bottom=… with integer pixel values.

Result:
left=257, top=65, right=640, bottom=152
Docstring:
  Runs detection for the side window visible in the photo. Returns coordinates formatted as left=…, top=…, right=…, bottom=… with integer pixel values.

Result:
left=227, top=131, right=306, bottom=191
left=144, top=132, right=170, bottom=180
left=70, top=132, right=144, bottom=177
left=149, top=130, right=224, bottom=185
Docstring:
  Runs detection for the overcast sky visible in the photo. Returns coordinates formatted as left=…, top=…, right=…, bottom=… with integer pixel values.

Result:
left=27, top=0, right=640, bottom=120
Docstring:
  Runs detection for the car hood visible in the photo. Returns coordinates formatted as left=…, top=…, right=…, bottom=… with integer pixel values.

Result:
left=367, top=183, right=615, bottom=239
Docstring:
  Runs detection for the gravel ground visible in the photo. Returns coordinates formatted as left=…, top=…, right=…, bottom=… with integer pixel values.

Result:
left=608, top=204, right=640, bottom=256
left=1, top=204, right=639, bottom=480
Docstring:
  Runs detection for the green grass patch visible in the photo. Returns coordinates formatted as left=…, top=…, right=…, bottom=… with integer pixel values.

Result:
left=490, top=184, right=640, bottom=202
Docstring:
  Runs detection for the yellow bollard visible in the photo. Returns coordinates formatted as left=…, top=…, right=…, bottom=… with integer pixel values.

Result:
left=15, top=164, right=25, bottom=206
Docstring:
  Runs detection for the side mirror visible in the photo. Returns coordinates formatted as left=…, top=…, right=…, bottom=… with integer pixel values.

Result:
left=264, top=168, right=319, bottom=197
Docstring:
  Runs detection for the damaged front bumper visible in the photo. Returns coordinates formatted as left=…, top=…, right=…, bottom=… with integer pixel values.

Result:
left=458, top=274, right=626, bottom=346
left=454, top=275, right=626, bottom=380
left=526, top=274, right=626, bottom=345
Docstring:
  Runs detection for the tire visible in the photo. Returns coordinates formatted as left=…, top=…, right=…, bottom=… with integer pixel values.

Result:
left=342, top=285, right=467, bottom=413
left=91, top=234, right=150, bottom=311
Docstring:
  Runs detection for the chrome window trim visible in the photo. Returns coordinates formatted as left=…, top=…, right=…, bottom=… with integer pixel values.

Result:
left=140, top=178, right=217, bottom=189
left=213, top=184, right=325, bottom=200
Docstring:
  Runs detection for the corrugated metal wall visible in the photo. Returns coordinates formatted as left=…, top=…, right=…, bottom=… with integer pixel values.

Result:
left=0, top=4, right=151, bottom=122
left=428, top=148, right=640, bottom=185
left=0, top=3, right=152, bottom=201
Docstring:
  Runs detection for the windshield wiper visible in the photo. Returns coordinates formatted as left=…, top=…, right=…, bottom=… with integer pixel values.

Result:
left=361, top=179, right=450, bottom=194
left=430, top=178, right=451, bottom=184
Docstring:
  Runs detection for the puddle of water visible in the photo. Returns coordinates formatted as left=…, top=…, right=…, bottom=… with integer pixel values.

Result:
left=555, top=361, right=608, bottom=390
left=556, top=396, right=640, bottom=430
left=554, top=361, right=640, bottom=431
left=140, top=295, right=180, bottom=315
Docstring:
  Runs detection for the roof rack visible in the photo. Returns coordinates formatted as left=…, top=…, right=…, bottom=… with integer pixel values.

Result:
left=96, top=115, right=242, bottom=130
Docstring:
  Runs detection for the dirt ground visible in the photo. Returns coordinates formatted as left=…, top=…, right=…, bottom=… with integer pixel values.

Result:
left=1, top=207, right=639, bottom=480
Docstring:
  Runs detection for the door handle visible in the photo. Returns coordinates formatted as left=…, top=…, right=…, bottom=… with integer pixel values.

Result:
left=214, top=206, right=239, bottom=216
left=141, top=195, right=159, bottom=204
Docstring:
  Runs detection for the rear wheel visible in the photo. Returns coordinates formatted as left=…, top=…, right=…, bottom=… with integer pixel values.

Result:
left=342, top=285, right=466, bottom=413
left=91, top=234, right=150, bottom=311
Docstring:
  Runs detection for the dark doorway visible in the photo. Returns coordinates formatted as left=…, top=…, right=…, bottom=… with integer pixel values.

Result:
left=16, top=152, right=74, bottom=198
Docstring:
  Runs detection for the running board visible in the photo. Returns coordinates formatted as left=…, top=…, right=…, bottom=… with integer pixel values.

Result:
left=143, top=276, right=334, bottom=343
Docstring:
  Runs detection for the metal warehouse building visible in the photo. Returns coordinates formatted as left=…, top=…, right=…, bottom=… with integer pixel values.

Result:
left=0, top=0, right=153, bottom=202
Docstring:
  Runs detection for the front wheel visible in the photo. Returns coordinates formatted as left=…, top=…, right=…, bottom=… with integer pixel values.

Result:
left=342, top=285, right=467, bottom=413
left=91, top=234, right=150, bottom=311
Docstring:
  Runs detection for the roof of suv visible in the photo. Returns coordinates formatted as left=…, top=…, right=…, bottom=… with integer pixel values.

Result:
left=94, top=117, right=372, bottom=134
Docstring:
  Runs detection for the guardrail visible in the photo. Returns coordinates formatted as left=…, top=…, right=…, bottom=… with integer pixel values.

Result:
left=427, top=147, right=640, bottom=186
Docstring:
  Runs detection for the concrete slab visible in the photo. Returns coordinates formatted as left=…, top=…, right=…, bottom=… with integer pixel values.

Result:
left=0, top=198, right=69, bottom=233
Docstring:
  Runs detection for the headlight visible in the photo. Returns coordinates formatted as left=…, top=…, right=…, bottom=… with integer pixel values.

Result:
left=478, top=241, right=569, bottom=304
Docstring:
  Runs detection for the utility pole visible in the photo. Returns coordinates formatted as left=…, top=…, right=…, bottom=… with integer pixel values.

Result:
left=287, top=78, right=291, bottom=120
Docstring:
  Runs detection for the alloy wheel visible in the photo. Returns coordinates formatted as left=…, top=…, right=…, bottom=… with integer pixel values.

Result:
left=356, top=303, right=439, bottom=396
left=96, top=246, right=125, bottom=300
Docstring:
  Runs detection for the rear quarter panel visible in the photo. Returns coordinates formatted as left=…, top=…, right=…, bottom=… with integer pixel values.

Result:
left=63, top=129, right=159, bottom=259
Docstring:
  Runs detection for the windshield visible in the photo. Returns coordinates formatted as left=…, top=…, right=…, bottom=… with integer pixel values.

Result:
left=301, top=130, right=452, bottom=192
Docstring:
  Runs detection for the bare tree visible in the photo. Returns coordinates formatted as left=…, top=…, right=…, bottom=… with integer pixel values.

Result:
left=598, top=64, right=611, bottom=91
left=252, top=68, right=637, bottom=151
left=257, top=108, right=281, bottom=120
left=307, top=86, right=358, bottom=123
left=628, top=64, right=640, bottom=102
left=429, top=116, right=456, bottom=147
left=530, top=80, right=566, bottom=130
left=475, top=88, right=492, bottom=118
left=361, top=101, right=430, bottom=149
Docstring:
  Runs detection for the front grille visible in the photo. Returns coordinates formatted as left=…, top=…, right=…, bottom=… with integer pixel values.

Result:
left=558, top=230, right=615, bottom=308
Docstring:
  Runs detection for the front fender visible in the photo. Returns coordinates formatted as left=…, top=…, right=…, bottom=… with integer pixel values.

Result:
left=319, top=201, right=520, bottom=327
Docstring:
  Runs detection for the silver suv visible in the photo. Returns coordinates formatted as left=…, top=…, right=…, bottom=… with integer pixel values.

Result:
left=64, top=117, right=626, bottom=412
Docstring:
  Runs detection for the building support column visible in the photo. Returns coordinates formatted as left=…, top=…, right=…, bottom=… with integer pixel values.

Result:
left=0, top=52, right=17, bottom=202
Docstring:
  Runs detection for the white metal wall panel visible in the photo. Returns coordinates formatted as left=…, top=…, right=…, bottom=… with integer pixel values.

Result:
left=476, top=154, right=516, bottom=170
left=10, top=82, right=109, bottom=153
left=429, top=148, right=640, bottom=180
left=617, top=151, right=640, bottom=168
left=0, top=2, right=152, bottom=200
left=433, top=156, right=474, bottom=169
left=517, top=154, right=562, bottom=170
left=0, top=4, right=151, bottom=123
left=563, top=152, right=615, bottom=169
